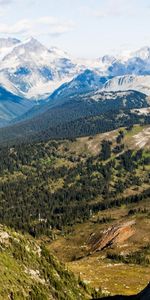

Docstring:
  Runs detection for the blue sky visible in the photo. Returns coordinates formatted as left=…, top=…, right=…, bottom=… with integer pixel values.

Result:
left=0, top=0, right=150, bottom=58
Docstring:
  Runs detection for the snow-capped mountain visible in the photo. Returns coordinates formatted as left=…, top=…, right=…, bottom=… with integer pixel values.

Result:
left=99, top=47, right=150, bottom=95
left=0, top=37, right=84, bottom=100
left=0, top=38, right=20, bottom=49
left=130, top=46, right=150, bottom=61
left=50, top=69, right=110, bottom=100
left=0, top=38, right=20, bottom=60
left=0, top=37, right=150, bottom=101
left=104, top=75, right=150, bottom=95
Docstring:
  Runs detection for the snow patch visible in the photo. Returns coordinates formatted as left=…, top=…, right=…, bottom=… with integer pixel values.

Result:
left=134, top=127, right=150, bottom=148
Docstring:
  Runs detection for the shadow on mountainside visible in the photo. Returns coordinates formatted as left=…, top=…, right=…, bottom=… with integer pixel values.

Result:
left=92, top=282, right=150, bottom=300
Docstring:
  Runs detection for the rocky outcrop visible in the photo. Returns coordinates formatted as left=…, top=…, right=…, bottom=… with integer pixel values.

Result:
left=90, top=220, right=135, bottom=253
left=92, top=282, right=150, bottom=299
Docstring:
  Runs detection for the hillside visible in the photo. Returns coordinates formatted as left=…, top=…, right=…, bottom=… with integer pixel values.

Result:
left=104, top=75, right=150, bottom=96
left=54, top=197, right=150, bottom=296
left=0, top=86, right=34, bottom=127
left=1, top=3, right=150, bottom=299
left=0, top=124, right=149, bottom=234
left=0, top=90, right=149, bottom=145
left=0, top=124, right=149, bottom=298
left=0, top=224, right=97, bottom=300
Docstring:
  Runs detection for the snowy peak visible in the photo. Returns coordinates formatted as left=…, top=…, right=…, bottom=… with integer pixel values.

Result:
left=0, top=38, right=21, bottom=61
left=2, top=37, right=48, bottom=64
left=19, top=37, right=46, bottom=52
left=0, top=37, right=83, bottom=99
left=48, top=46, right=70, bottom=59
left=76, top=69, right=100, bottom=83
left=132, top=46, right=150, bottom=60
left=0, top=37, right=20, bottom=49
left=50, top=69, right=109, bottom=100
left=103, top=75, right=150, bottom=95
left=101, top=55, right=116, bottom=65
left=1, top=37, right=150, bottom=99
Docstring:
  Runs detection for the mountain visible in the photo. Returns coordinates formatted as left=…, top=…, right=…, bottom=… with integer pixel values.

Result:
left=0, top=38, right=150, bottom=130
left=0, top=86, right=34, bottom=127
left=0, top=37, right=84, bottom=99
left=103, top=75, right=150, bottom=95
left=0, top=37, right=20, bottom=60
left=14, top=89, right=149, bottom=125
left=106, top=58, right=150, bottom=78
left=12, top=71, right=111, bottom=123
left=18, top=76, right=148, bottom=125
left=50, top=69, right=110, bottom=100
left=48, top=89, right=149, bottom=112
left=0, top=37, right=20, bottom=48
left=131, top=46, right=150, bottom=60
left=0, top=123, right=149, bottom=297
left=1, top=38, right=150, bottom=101
left=0, top=89, right=149, bottom=145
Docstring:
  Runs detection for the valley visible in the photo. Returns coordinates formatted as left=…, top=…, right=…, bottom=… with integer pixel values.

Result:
left=0, top=124, right=149, bottom=298
left=49, top=198, right=150, bottom=296
left=0, top=35, right=150, bottom=299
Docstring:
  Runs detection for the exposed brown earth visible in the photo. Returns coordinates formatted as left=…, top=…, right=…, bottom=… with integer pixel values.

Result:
left=89, top=221, right=136, bottom=253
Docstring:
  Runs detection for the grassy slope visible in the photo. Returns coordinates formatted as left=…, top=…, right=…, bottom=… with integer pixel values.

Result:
left=46, top=125, right=150, bottom=296
left=0, top=224, right=97, bottom=300
left=48, top=198, right=150, bottom=296
left=1, top=125, right=149, bottom=231
left=69, top=124, right=150, bottom=156
left=0, top=124, right=150, bottom=298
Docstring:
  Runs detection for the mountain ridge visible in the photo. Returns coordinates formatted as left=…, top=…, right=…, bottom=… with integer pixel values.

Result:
left=1, top=37, right=150, bottom=99
left=0, top=85, right=34, bottom=127
left=0, top=89, right=149, bottom=144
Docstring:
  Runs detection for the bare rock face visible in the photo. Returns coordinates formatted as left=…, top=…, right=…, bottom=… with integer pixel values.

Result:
left=92, top=282, right=150, bottom=299
left=0, top=226, right=10, bottom=246
left=90, top=220, right=135, bottom=253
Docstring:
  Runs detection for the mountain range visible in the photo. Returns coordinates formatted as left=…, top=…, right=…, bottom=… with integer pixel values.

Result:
left=0, top=37, right=150, bottom=130
left=0, top=37, right=150, bottom=299
left=1, top=37, right=150, bottom=99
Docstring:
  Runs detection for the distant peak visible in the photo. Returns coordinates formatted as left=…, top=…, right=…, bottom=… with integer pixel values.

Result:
left=23, top=37, right=42, bottom=45
left=17, top=37, right=47, bottom=51
left=131, top=46, right=150, bottom=60
left=0, top=37, right=20, bottom=48
left=48, top=46, right=69, bottom=58
left=101, top=55, right=116, bottom=64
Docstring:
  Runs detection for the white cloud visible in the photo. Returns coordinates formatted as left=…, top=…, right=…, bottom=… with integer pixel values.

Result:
left=0, top=17, right=75, bottom=37
left=82, top=0, right=134, bottom=19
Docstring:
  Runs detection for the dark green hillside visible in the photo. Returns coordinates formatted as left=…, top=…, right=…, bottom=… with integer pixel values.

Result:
left=0, top=90, right=149, bottom=145
left=0, top=86, right=34, bottom=127
left=0, top=125, right=149, bottom=298
left=0, top=125, right=149, bottom=236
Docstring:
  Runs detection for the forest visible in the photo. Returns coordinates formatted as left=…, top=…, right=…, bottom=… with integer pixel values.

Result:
left=0, top=126, right=150, bottom=236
